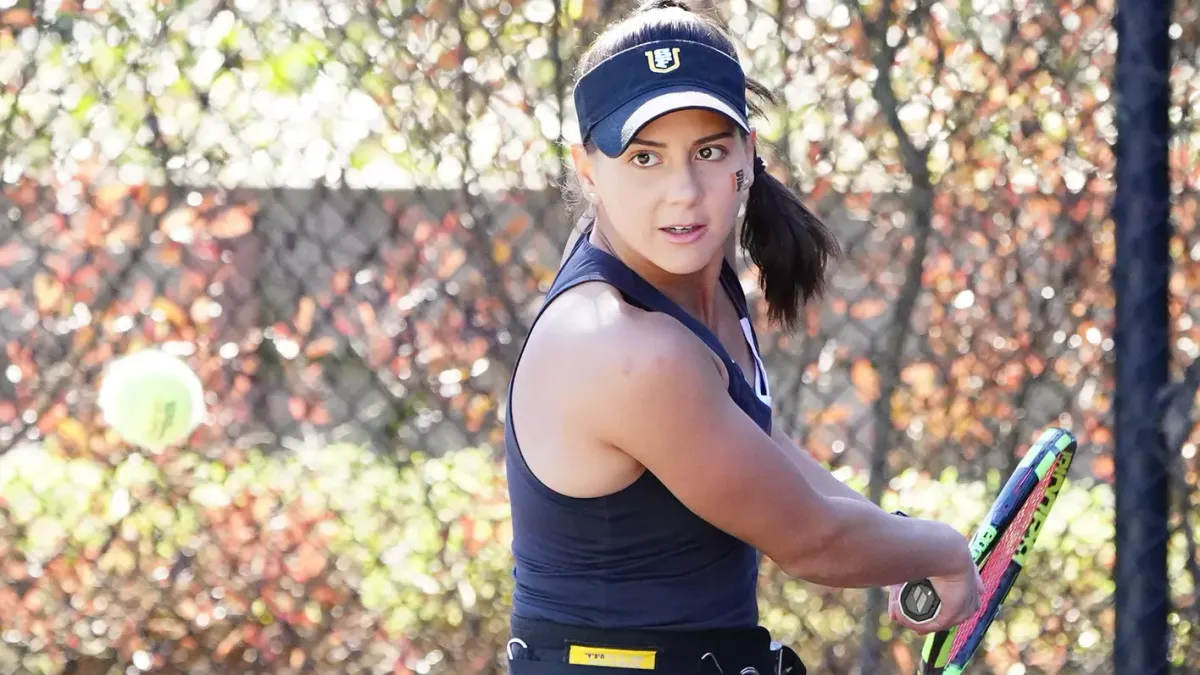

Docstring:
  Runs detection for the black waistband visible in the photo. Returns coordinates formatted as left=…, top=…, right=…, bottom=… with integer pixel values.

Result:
left=507, top=616, right=796, bottom=674
left=511, top=615, right=772, bottom=650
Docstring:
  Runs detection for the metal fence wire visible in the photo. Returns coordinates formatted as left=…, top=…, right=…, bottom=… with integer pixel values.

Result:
left=0, top=1, right=1197, bottom=674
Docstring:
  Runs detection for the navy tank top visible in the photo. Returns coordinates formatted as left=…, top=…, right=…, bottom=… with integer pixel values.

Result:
left=504, top=226, right=774, bottom=630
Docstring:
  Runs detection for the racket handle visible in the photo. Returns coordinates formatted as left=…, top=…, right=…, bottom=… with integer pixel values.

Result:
left=890, top=510, right=942, bottom=625
left=898, top=579, right=942, bottom=624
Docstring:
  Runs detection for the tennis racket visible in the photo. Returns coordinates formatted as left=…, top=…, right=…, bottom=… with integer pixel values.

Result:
left=898, top=425, right=1078, bottom=675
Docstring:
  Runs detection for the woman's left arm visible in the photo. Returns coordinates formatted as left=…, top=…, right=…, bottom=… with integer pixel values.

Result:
left=770, top=425, right=874, bottom=505
left=772, top=425, right=914, bottom=605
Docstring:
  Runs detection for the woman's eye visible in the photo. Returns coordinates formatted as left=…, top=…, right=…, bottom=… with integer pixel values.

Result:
left=631, top=152, right=660, bottom=167
left=697, top=146, right=727, bottom=161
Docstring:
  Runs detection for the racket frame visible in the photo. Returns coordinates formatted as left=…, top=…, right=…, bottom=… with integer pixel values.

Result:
left=911, top=426, right=1078, bottom=675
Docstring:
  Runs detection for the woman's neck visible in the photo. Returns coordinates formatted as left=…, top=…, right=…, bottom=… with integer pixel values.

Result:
left=589, top=223, right=726, bottom=328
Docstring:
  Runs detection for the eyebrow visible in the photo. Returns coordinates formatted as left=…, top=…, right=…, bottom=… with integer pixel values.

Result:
left=627, top=131, right=736, bottom=149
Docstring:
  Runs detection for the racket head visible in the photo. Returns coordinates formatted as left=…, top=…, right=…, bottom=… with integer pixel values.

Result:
left=916, top=426, right=1078, bottom=675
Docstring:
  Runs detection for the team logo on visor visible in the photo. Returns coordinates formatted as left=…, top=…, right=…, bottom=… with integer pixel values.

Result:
left=645, top=47, right=681, bottom=73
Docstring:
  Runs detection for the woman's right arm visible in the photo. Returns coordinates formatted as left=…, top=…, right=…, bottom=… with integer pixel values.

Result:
left=559, top=311, right=974, bottom=590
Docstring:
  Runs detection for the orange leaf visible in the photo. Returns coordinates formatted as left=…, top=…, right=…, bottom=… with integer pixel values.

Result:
left=578, top=0, right=601, bottom=20
left=189, top=297, right=219, bottom=324
left=57, top=417, right=89, bottom=451
left=0, top=242, right=27, bottom=267
left=504, top=212, right=531, bottom=237
left=806, top=437, right=834, bottom=463
left=850, top=358, right=880, bottom=401
left=901, top=362, right=940, bottom=399
left=816, top=405, right=850, bottom=425
left=304, top=337, right=337, bottom=359
left=438, top=248, right=467, bottom=279
left=209, top=206, right=255, bottom=239
left=295, top=297, right=316, bottom=335
left=159, top=207, right=197, bottom=241
left=157, top=243, right=182, bottom=267
left=1091, top=455, right=1114, bottom=482
left=309, top=404, right=330, bottom=426
left=1, top=8, right=34, bottom=27
left=152, top=297, right=187, bottom=326
left=106, top=220, right=142, bottom=248
left=148, top=192, right=170, bottom=215
left=43, top=252, right=72, bottom=281
left=493, top=240, right=512, bottom=265
left=287, top=397, right=307, bottom=420
left=286, top=542, right=327, bottom=584
left=214, top=629, right=243, bottom=659
left=850, top=298, right=889, bottom=320
left=332, top=270, right=351, bottom=294
left=93, top=184, right=130, bottom=215
left=436, top=49, right=461, bottom=70
left=308, top=584, right=345, bottom=605
left=357, top=301, right=378, bottom=330
left=891, top=642, right=915, bottom=674
left=33, top=273, right=65, bottom=314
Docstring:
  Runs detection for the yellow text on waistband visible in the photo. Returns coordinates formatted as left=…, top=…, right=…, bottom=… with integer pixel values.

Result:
left=566, top=645, right=656, bottom=670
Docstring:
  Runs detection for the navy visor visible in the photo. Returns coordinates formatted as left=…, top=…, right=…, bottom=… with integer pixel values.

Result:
left=573, top=39, right=750, bottom=157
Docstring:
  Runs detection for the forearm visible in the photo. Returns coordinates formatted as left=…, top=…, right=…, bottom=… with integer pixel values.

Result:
left=773, top=428, right=873, bottom=505
left=783, top=500, right=967, bottom=588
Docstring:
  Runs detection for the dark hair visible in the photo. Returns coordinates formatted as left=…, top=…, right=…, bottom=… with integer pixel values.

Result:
left=569, top=0, right=841, bottom=329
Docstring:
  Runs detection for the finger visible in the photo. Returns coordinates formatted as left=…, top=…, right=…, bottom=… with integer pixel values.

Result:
left=945, top=600, right=972, bottom=627
left=895, top=604, right=945, bottom=635
left=927, top=614, right=961, bottom=634
left=912, top=620, right=940, bottom=636
left=894, top=614, right=933, bottom=635
left=955, top=602, right=980, bottom=627
left=933, top=601, right=974, bottom=633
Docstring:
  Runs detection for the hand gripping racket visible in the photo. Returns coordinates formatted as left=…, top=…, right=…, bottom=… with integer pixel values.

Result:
left=898, top=426, right=1078, bottom=675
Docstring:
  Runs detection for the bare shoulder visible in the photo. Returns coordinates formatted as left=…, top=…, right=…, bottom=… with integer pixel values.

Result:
left=520, top=280, right=747, bottom=467
left=510, top=281, right=717, bottom=497
left=522, top=281, right=719, bottom=398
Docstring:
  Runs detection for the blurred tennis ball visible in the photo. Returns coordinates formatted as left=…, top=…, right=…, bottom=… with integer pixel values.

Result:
left=97, top=348, right=206, bottom=450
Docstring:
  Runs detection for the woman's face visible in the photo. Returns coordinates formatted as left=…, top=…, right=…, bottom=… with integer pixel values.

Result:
left=573, top=108, right=756, bottom=277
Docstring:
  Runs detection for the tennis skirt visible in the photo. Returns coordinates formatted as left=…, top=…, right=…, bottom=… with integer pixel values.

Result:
left=505, top=615, right=806, bottom=675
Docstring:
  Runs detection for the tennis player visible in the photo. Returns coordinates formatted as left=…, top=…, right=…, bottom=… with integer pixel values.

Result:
left=502, top=1, right=983, bottom=672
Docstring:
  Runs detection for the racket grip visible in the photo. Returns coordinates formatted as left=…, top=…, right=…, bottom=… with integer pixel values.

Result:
left=898, top=579, right=942, bottom=624
left=891, top=510, right=942, bottom=625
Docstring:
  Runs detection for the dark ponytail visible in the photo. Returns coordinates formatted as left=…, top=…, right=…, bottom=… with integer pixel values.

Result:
left=572, top=0, right=841, bottom=329
left=743, top=159, right=841, bottom=329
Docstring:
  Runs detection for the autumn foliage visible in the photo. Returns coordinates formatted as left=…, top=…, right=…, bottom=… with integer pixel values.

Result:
left=1, top=0, right=1198, bottom=674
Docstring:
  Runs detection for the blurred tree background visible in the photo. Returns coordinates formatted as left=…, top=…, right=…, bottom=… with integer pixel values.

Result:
left=0, top=0, right=1197, bottom=673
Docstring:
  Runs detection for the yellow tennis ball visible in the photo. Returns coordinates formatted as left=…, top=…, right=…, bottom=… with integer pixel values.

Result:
left=97, top=349, right=206, bottom=450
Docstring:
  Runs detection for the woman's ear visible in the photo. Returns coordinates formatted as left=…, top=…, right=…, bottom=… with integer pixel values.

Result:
left=570, top=143, right=599, bottom=203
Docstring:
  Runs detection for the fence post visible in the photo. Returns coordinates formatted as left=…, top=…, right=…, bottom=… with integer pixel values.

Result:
left=1113, top=2, right=1173, bottom=674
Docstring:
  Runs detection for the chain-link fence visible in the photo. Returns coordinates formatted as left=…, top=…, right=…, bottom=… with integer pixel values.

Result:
left=0, top=0, right=1196, bottom=673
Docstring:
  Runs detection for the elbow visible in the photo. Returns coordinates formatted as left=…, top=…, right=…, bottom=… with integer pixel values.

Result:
left=771, top=499, right=845, bottom=580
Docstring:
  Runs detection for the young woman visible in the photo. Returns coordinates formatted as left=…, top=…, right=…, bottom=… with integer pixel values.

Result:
left=502, top=1, right=983, bottom=672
